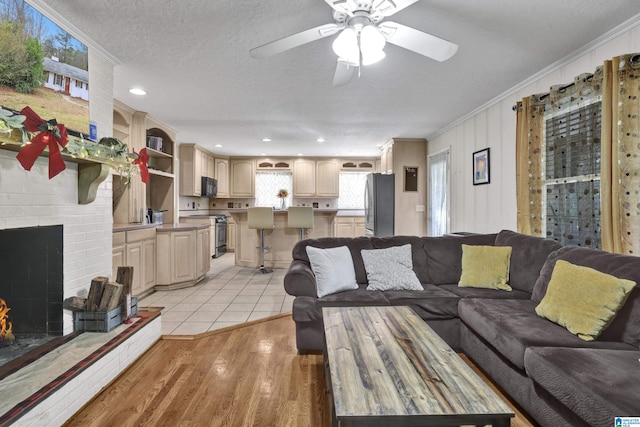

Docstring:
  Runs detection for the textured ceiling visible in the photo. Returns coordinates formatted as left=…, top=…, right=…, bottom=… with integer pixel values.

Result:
left=33, top=0, right=640, bottom=157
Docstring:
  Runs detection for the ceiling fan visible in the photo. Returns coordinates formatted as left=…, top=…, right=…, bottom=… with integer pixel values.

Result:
left=249, top=0, right=459, bottom=86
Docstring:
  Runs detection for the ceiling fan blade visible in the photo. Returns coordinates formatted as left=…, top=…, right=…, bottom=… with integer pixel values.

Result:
left=378, top=21, right=458, bottom=62
left=333, top=60, right=356, bottom=86
left=372, top=0, right=420, bottom=17
left=250, top=23, right=342, bottom=59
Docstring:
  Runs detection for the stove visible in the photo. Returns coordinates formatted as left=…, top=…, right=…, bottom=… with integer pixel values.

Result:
left=212, top=215, right=227, bottom=257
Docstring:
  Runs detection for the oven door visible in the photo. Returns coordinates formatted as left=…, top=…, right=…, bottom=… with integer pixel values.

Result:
left=215, top=222, right=227, bottom=256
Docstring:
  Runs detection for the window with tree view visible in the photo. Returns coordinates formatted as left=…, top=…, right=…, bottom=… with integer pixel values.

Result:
left=544, top=101, right=601, bottom=248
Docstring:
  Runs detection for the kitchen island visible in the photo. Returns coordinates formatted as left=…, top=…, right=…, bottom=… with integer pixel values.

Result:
left=229, top=209, right=337, bottom=269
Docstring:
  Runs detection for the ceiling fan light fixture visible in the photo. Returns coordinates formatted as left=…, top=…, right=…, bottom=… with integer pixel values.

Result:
left=360, top=25, right=386, bottom=65
left=362, top=48, right=385, bottom=66
left=332, top=27, right=358, bottom=61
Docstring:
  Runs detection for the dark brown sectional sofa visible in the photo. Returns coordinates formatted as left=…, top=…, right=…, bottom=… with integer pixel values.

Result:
left=283, top=230, right=640, bottom=427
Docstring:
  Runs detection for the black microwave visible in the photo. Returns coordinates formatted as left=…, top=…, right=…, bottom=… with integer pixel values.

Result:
left=201, top=177, right=217, bottom=198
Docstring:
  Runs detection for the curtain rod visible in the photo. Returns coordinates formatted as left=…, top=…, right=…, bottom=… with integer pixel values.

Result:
left=512, top=72, right=595, bottom=111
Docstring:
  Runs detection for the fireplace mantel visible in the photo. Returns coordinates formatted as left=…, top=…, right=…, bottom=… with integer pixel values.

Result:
left=1, top=134, right=113, bottom=204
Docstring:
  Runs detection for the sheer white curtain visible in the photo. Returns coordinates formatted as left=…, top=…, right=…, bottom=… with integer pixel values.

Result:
left=428, top=150, right=449, bottom=236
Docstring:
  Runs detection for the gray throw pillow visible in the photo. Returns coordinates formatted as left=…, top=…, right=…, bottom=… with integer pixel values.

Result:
left=361, top=244, right=422, bottom=291
left=306, top=245, right=359, bottom=298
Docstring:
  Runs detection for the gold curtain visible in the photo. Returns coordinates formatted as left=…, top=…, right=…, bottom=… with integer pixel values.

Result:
left=615, top=54, right=640, bottom=255
left=600, top=59, right=618, bottom=253
left=515, top=95, right=546, bottom=235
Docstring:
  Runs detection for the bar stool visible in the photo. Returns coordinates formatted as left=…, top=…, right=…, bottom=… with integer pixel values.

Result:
left=287, top=206, right=314, bottom=240
left=247, top=207, right=275, bottom=273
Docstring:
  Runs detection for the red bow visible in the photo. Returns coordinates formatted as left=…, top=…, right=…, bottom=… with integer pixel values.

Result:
left=16, top=106, right=68, bottom=179
left=133, top=148, right=150, bottom=184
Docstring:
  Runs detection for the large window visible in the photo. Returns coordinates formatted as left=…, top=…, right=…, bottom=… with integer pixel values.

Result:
left=255, top=171, right=292, bottom=208
left=543, top=101, right=601, bottom=248
left=338, top=172, right=368, bottom=209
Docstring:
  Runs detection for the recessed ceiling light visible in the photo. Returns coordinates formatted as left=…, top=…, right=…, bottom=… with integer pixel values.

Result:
left=297, top=153, right=304, bottom=156
left=214, top=144, right=223, bottom=148
left=261, top=138, right=272, bottom=142
left=129, top=88, right=147, bottom=96
left=316, top=138, right=326, bottom=143
left=260, top=153, right=267, bottom=156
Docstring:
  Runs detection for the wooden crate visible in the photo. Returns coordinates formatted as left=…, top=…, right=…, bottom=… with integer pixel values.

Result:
left=74, top=306, right=122, bottom=332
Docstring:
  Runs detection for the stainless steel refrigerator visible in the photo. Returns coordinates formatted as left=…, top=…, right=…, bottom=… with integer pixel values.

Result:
left=364, top=173, right=394, bottom=237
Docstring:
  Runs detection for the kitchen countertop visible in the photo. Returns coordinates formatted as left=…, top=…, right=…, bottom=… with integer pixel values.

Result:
left=225, top=208, right=338, bottom=214
left=113, top=222, right=208, bottom=232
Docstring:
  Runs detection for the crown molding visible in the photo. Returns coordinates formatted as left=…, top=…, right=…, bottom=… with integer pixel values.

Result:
left=26, top=0, right=121, bottom=66
left=427, top=12, right=640, bottom=141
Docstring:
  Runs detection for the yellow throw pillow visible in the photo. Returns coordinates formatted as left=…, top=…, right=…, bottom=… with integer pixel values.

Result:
left=458, top=245, right=512, bottom=291
left=535, top=260, right=636, bottom=341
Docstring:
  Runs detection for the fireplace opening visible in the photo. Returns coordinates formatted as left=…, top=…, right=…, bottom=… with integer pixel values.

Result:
left=0, top=225, right=63, bottom=367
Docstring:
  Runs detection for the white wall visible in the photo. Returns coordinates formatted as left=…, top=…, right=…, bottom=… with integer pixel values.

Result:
left=0, top=50, right=115, bottom=335
left=428, top=20, right=640, bottom=234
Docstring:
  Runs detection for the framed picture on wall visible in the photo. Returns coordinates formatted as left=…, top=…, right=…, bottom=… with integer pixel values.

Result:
left=472, top=148, right=490, bottom=185
left=404, top=166, right=418, bottom=192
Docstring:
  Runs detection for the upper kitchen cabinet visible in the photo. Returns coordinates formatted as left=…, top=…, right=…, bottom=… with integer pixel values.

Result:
left=339, top=159, right=376, bottom=172
left=215, top=157, right=229, bottom=197
left=293, top=158, right=339, bottom=198
left=256, top=158, right=292, bottom=171
left=179, top=143, right=207, bottom=197
left=229, top=158, right=255, bottom=198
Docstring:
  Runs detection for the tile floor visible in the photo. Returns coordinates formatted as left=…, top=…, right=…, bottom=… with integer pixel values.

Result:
left=139, top=253, right=293, bottom=335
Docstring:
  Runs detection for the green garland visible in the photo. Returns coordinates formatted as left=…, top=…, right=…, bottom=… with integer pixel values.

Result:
left=0, top=107, right=139, bottom=183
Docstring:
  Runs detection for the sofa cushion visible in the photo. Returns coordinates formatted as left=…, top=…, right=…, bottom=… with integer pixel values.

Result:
left=532, top=246, right=640, bottom=347
left=495, top=229, right=563, bottom=293
left=306, top=245, right=359, bottom=297
left=383, top=284, right=460, bottom=320
left=535, top=260, right=636, bottom=341
left=458, top=298, right=636, bottom=370
left=458, top=244, right=512, bottom=291
left=370, top=236, right=429, bottom=283
left=440, top=284, right=530, bottom=300
left=361, top=244, right=422, bottom=291
left=291, top=286, right=390, bottom=323
left=422, top=233, right=497, bottom=285
left=292, top=237, right=373, bottom=284
left=524, top=347, right=640, bottom=425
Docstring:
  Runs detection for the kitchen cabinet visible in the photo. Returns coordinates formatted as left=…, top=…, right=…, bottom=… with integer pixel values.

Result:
left=333, top=216, right=366, bottom=238
left=256, top=158, right=292, bottom=170
left=197, top=227, right=210, bottom=279
left=339, top=159, right=376, bottom=172
left=215, top=157, right=229, bottom=197
left=112, top=228, right=156, bottom=297
left=227, top=216, right=236, bottom=252
left=156, top=224, right=209, bottom=290
left=316, top=159, right=339, bottom=197
left=180, top=217, right=216, bottom=258
left=293, top=158, right=339, bottom=197
left=179, top=143, right=207, bottom=197
left=293, top=159, right=315, bottom=197
left=229, top=159, right=255, bottom=197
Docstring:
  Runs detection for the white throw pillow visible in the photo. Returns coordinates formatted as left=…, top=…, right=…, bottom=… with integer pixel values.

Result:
left=361, top=244, right=422, bottom=291
left=306, top=246, right=359, bottom=298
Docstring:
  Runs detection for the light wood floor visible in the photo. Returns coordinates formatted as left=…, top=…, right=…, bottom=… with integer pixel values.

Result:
left=64, top=315, right=535, bottom=427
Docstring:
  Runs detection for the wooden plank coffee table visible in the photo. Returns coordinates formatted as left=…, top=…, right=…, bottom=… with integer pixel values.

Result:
left=322, top=306, right=514, bottom=426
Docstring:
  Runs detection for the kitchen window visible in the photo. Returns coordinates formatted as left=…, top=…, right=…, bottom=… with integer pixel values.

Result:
left=338, top=172, right=368, bottom=210
left=255, top=171, right=292, bottom=208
